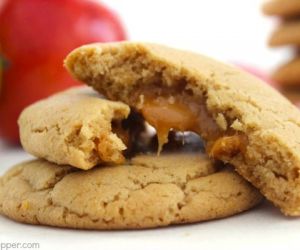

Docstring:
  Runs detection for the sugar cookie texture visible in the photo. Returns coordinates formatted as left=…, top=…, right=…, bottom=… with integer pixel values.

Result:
left=0, top=154, right=262, bottom=229
left=18, top=87, right=130, bottom=170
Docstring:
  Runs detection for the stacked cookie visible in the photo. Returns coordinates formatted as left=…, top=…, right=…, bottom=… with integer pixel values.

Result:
left=0, top=87, right=262, bottom=229
left=3, top=42, right=300, bottom=230
left=263, top=0, right=300, bottom=102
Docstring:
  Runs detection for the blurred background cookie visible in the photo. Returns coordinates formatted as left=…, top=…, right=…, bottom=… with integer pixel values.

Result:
left=269, top=20, right=300, bottom=47
left=272, top=57, right=300, bottom=86
left=263, top=0, right=300, bottom=103
left=263, top=0, right=300, bottom=17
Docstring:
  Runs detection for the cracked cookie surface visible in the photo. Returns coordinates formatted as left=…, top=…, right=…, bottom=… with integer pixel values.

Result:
left=0, top=154, right=262, bottom=229
left=65, top=42, right=300, bottom=215
left=18, top=87, right=130, bottom=170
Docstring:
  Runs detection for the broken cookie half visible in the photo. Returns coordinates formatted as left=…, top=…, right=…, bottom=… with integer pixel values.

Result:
left=65, top=42, right=300, bottom=216
left=18, top=87, right=131, bottom=170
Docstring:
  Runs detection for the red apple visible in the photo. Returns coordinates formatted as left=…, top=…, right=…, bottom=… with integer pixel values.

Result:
left=0, top=0, right=127, bottom=143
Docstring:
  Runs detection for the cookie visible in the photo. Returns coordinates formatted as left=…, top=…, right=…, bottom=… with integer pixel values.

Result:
left=0, top=154, right=262, bottom=229
left=262, top=0, right=300, bottom=17
left=269, top=20, right=300, bottom=47
left=281, top=88, right=300, bottom=104
left=18, top=87, right=130, bottom=170
left=272, top=57, right=300, bottom=87
left=65, top=42, right=300, bottom=216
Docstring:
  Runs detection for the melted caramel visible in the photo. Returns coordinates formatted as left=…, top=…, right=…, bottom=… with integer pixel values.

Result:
left=142, top=98, right=199, bottom=152
left=123, top=84, right=248, bottom=159
left=140, top=94, right=220, bottom=153
left=209, top=135, right=248, bottom=159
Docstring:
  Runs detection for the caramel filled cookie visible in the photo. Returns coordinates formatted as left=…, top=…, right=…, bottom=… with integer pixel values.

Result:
left=65, top=42, right=300, bottom=216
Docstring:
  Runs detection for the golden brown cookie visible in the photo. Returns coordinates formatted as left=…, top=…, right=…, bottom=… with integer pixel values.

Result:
left=272, top=57, right=300, bottom=87
left=0, top=154, right=262, bottom=229
left=269, top=20, right=300, bottom=47
left=18, top=87, right=130, bottom=170
left=262, top=0, right=300, bottom=17
left=65, top=42, right=300, bottom=216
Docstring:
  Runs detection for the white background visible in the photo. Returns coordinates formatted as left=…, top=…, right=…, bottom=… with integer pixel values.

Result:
left=103, top=0, right=290, bottom=72
left=1, top=0, right=299, bottom=250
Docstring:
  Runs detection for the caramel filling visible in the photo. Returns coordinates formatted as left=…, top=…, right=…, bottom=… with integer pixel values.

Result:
left=140, top=94, right=220, bottom=153
left=209, top=135, right=248, bottom=159
left=142, top=98, right=198, bottom=152
left=127, top=85, right=247, bottom=160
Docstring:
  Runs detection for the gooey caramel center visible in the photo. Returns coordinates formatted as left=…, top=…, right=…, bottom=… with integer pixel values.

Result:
left=142, top=98, right=199, bottom=152
left=208, top=135, right=248, bottom=159
left=140, top=94, right=220, bottom=153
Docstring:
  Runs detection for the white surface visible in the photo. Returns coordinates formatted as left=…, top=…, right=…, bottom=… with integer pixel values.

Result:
left=0, top=200, right=293, bottom=250
left=1, top=0, right=300, bottom=249
left=103, top=0, right=291, bottom=72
